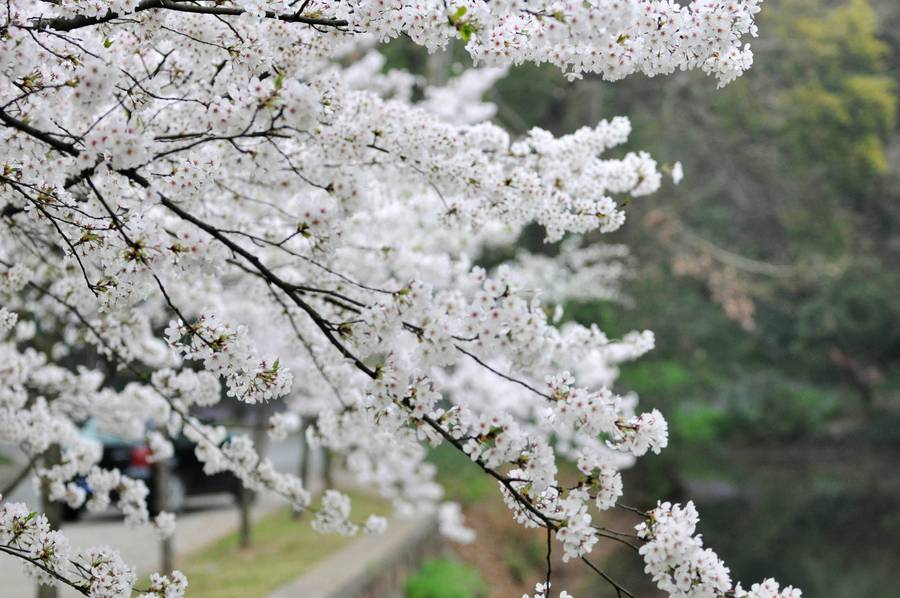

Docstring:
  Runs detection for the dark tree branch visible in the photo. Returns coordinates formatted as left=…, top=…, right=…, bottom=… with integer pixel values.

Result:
left=580, top=556, right=635, bottom=598
left=0, top=546, right=90, bottom=596
left=545, top=525, right=553, bottom=595
left=0, top=109, right=79, bottom=156
left=30, top=0, right=349, bottom=32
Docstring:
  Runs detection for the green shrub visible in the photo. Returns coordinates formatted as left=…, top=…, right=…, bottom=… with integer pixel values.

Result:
left=405, top=558, right=489, bottom=598
left=671, top=403, right=726, bottom=443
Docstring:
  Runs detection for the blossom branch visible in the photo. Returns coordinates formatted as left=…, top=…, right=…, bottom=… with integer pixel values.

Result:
left=29, top=0, right=349, bottom=33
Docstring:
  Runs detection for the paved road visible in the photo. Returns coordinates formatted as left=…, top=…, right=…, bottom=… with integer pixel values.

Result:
left=0, top=437, right=315, bottom=598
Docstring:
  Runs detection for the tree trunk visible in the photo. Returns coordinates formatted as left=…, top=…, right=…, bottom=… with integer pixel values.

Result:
left=37, top=446, right=61, bottom=598
left=322, top=447, right=333, bottom=489
left=425, top=48, right=452, bottom=86
left=238, top=485, right=252, bottom=549
left=239, top=402, right=271, bottom=548
left=292, top=416, right=312, bottom=520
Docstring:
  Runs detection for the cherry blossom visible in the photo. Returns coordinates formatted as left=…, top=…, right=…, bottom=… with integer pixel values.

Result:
left=0, top=0, right=800, bottom=596
left=0, top=497, right=185, bottom=597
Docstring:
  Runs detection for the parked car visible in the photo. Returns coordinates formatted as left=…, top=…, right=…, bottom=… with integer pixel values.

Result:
left=63, top=420, right=242, bottom=520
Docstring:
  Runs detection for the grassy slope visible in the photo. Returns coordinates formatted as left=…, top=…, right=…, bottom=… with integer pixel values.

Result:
left=176, top=493, right=390, bottom=598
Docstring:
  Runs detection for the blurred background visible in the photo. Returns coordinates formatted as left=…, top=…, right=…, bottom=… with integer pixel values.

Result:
left=390, top=0, right=900, bottom=595
left=3, top=0, right=897, bottom=596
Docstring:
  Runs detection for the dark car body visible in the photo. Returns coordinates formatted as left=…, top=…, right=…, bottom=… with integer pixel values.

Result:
left=64, top=421, right=241, bottom=520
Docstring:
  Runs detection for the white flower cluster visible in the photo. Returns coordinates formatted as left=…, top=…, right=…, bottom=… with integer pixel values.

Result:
left=175, top=416, right=312, bottom=512
left=82, top=115, right=153, bottom=170
left=0, top=501, right=70, bottom=587
left=616, top=408, right=670, bottom=456
left=147, top=431, right=175, bottom=463
left=48, top=0, right=762, bottom=86
left=363, top=514, right=388, bottom=535
left=268, top=411, right=301, bottom=441
left=312, top=490, right=358, bottom=536
left=554, top=488, right=600, bottom=561
left=386, top=0, right=751, bottom=84
left=503, top=239, right=631, bottom=306
left=0, top=336, right=172, bottom=534
left=138, top=571, right=189, bottom=598
left=0, top=497, right=186, bottom=597
left=151, top=369, right=222, bottom=409
left=0, top=1, right=797, bottom=596
left=576, top=448, right=623, bottom=511
left=438, top=502, right=476, bottom=544
left=0, top=263, right=31, bottom=292
left=523, top=582, right=574, bottom=598
left=77, top=545, right=138, bottom=598
left=154, top=512, right=177, bottom=540
left=165, top=317, right=293, bottom=404
left=735, top=579, right=802, bottom=598
left=636, top=501, right=732, bottom=597
left=0, top=307, right=17, bottom=334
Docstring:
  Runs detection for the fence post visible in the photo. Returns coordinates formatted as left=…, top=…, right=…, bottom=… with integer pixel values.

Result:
left=154, top=457, right=174, bottom=573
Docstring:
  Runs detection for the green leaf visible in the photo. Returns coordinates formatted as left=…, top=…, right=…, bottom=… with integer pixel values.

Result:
left=459, top=22, right=476, bottom=42
left=449, top=6, right=467, bottom=23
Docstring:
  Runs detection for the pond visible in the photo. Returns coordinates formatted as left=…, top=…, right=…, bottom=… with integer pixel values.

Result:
left=594, top=444, right=900, bottom=598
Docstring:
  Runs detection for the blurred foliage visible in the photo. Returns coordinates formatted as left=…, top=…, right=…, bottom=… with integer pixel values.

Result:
left=429, top=444, right=494, bottom=503
left=764, top=0, right=896, bottom=191
left=502, top=539, right=546, bottom=585
left=502, top=0, right=900, bottom=442
left=379, top=0, right=900, bottom=442
left=383, top=3, right=900, bottom=594
left=405, top=558, right=489, bottom=598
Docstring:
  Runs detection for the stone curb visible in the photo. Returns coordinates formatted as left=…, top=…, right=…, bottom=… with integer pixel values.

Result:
left=266, top=513, right=440, bottom=598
